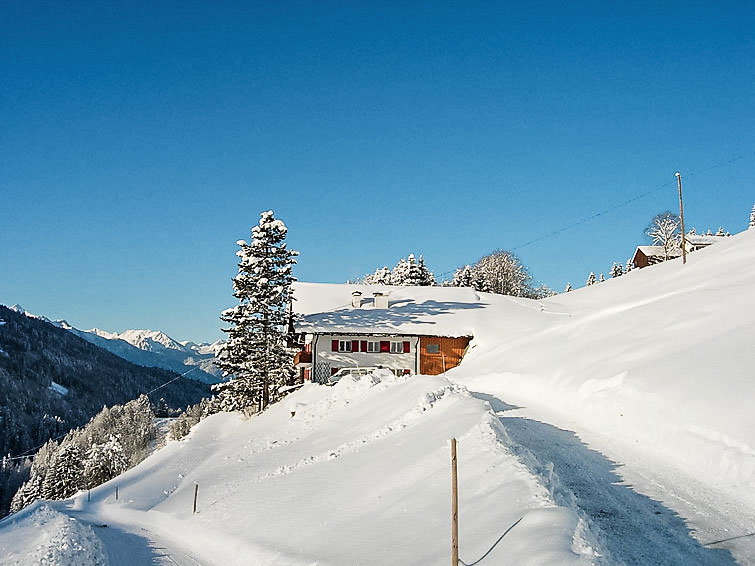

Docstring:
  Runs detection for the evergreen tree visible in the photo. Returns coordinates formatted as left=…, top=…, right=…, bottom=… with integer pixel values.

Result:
left=610, top=262, right=623, bottom=278
left=586, top=272, right=597, bottom=286
left=625, top=258, right=634, bottom=273
left=84, top=436, right=128, bottom=487
left=214, top=210, right=299, bottom=412
left=750, top=203, right=755, bottom=229
left=564, top=282, right=573, bottom=293
left=599, top=273, right=606, bottom=283
left=416, top=255, right=436, bottom=286
left=403, top=254, right=423, bottom=286
left=42, top=439, right=85, bottom=500
left=390, top=257, right=409, bottom=285
left=452, top=265, right=474, bottom=287
left=363, top=266, right=391, bottom=285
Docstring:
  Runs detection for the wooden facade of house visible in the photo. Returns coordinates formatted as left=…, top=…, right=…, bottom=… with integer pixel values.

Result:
left=419, top=336, right=472, bottom=375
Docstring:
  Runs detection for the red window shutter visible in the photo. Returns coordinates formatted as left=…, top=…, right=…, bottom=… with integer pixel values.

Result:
left=331, top=367, right=339, bottom=376
left=352, top=340, right=359, bottom=353
left=380, top=340, right=390, bottom=353
left=360, top=340, right=368, bottom=352
left=403, top=341, right=410, bottom=353
left=332, top=340, right=339, bottom=352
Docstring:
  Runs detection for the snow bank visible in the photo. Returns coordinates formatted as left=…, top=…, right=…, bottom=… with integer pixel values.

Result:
left=0, top=502, right=106, bottom=566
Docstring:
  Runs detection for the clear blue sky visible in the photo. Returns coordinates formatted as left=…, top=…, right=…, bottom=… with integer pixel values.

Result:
left=2, top=2, right=754, bottom=342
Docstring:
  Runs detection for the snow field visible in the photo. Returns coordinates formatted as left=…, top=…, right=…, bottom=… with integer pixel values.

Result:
left=60, top=371, right=593, bottom=565
left=454, top=229, right=755, bottom=561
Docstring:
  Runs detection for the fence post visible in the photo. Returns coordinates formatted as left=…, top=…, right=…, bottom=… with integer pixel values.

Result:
left=88, top=489, right=91, bottom=503
left=115, top=486, right=119, bottom=501
left=193, top=483, right=199, bottom=514
left=451, top=438, right=458, bottom=566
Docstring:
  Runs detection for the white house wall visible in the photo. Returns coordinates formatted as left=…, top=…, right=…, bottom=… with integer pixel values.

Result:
left=312, top=335, right=420, bottom=374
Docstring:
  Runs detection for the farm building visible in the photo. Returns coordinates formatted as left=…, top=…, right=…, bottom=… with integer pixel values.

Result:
left=289, top=283, right=475, bottom=383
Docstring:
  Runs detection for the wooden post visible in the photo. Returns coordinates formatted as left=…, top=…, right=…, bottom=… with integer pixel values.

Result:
left=193, top=483, right=199, bottom=514
left=88, top=489, right=91, bottom=503
left=451, top=438, right=458, bottom=566
left=115, top=486, right=119, bottom=501
left=676, top=172, right=687, bottom=264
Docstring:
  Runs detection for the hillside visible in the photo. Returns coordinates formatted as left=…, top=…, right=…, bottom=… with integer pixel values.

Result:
left=67, top=326, right=223, bottom=385
left=1, top=230, right=753, bottom=564
left=0, top=305, right=211, bottom=515
left=455, top=228, right=755, bottom=562
left=8, top=306, right=223, bottom=385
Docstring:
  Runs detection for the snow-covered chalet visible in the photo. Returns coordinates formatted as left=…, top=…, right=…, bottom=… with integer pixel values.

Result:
left=288, top=283, right=476, bottom=383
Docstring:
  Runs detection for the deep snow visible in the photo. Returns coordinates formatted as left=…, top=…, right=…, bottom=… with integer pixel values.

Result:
left=1, top=229, right=754, bottom=565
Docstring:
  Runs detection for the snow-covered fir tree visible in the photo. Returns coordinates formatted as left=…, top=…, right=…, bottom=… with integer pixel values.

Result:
left=84, top=436, right=128, bottom=487
left=42, top=439, right=85, bottom=500
left=9, top=439, right=58, bottom=512
left=599, top=273, right=606, bottom=283
left=610, top=262, right=623, bottom=278
left=586, top=272, right=597, bottom=286
left=416, top=255, right=436, bottom=286
left=750, top=203, right=755, bottom=228
left=390, top=257, right=409, bottom=285
left=214, top=210, right=298, bottom=412
left=452, top=265, right=474, bottom=287
left=403, top=254, right=423, bottom=286
left=625, top=258, right=634, bottom=273
left=564, top=282, right=573, bottom=292
left=363, top=266, right=391, bottom=285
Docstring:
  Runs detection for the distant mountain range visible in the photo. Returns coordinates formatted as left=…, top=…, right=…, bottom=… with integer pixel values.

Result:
left=9, top=306, right=224, bottom=384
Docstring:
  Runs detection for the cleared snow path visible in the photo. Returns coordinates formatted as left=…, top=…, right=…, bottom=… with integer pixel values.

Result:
left=474, top=393, right=738, bottom=566
left=63, top=506, right=209, bottom=566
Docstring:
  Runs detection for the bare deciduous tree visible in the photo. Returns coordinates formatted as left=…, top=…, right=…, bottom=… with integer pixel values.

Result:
left=646, top=211, right=682, bottom=260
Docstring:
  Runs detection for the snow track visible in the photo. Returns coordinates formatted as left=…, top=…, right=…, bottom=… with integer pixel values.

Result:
left=475, top=392, right=738, bottom=565
left=71, top=509, right=209, bottom=566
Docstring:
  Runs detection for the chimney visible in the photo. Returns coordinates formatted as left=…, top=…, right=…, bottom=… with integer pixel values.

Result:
left=351, top=291, right=363, bottom=308
left=373, top=291, right=389, bottom=309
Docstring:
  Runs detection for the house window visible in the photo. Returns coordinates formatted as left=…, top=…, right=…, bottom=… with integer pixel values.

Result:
left=426, top=344, right=440, bottom=354
left=390, top=342, right=406, bottom=353
left=367, top=341, right=380, bottom=352
left=338, top=340, right=352, bottom=352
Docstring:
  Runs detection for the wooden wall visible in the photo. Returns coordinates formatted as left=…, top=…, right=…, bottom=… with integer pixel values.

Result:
left=419, top=336, right=472, bottom=375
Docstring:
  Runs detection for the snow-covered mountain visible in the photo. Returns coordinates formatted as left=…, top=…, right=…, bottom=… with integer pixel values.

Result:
left=8, top=306, right=223, bottom=384
left=2, top=229, right=754, bottom=564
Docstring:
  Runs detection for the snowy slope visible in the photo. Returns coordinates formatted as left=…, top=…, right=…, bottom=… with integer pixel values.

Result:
left=453, top=229, right=755, bottom=561
left=0, top=372, right=595, bottom=565
left=2, top=231, right=753, bottom=564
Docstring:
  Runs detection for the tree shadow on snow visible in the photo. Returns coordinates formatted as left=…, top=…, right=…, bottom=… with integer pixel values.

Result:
left=297, top=299, right=486, bottom=331
left=472, top=392, right=737, bottom=566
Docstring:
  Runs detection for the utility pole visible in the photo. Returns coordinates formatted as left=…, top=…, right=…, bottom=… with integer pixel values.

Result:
left=451, top=438, right=459, bottom=566
left=676, top=172, right=687, bottom=265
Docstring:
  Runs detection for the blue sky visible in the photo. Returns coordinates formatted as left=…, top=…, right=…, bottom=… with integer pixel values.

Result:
left=2, top=2, right=754, bottom=342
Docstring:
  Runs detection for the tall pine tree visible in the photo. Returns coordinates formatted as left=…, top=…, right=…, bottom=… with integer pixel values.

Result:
left=214, top=210, right=298, bottom=412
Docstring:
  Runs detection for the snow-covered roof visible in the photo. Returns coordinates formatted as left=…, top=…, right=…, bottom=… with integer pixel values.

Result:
left=292, top=282, right=480, bottom=337
left=634, top=245, right=681, bottom=258
left=685, top=233, right=726, bottom=246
